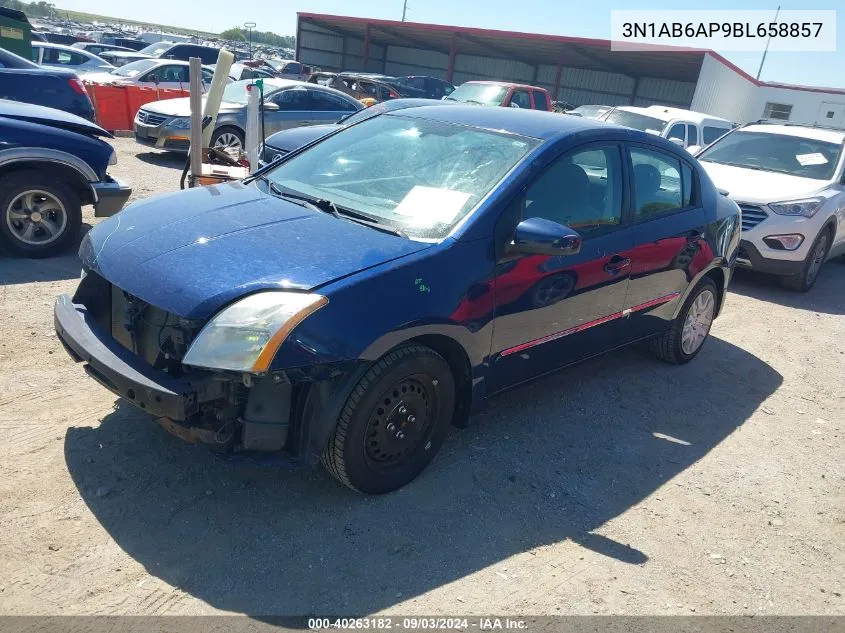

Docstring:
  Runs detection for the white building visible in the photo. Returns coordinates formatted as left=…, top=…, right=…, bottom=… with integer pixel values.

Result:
left=690, top=53, right=845, bottom=129
left=296, top=13, right=845, bottom=129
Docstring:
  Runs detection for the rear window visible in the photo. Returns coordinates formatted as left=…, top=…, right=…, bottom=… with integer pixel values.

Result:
left=702, top=126, right=731, bottom=145
left=533, top=91, right=549, bottom=111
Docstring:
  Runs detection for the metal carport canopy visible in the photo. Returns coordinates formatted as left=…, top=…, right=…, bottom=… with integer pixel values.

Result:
left=296, top=12, right=709, bottom=101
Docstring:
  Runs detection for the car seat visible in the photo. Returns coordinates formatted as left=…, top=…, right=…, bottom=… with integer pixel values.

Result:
left=633, top=163, right=662, bottom=216
left=528, top=163, right=594, bottom=227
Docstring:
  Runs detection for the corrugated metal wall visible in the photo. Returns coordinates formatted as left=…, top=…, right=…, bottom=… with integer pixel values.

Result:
left=689, top=54, right=759, bottom=123
left=297, top=19, right=697, bottom=108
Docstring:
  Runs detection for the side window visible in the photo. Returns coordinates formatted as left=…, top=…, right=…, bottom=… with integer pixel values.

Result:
left=284, top=62, right=301, bottom=75
left=309, top=90, right=356, bottom=111
left=702, top=126, right=729, bottom=145
left=31, top=47, right=40, bottom=62
left=667, top=123, right=686, bottom=143
left=630, top=147, right=686, bottom=220
left=532, top=91, right=549, bottom=111
left=200, top=49, right=218, bottom=64
left=524, top=145, right=623, bottom=235
left=201, top=68, right=215, bottom=83
left=410, top=77, right=425, bottom=90
left=510, top=90, right=531, bottom=109
left=273, top=88, right=310, bottom=110
left=686, top=125, right=698, bottom=146
left=71, top=52, right=89, bottom=65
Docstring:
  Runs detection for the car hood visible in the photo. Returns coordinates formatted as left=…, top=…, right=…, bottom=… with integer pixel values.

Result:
left=699, top=161, right=830, bottom=203
left=0, top=98, right=110, bottom=137
left=80, top=181, right=432, bottom=319
left=265, top=124, right=337, bottom=152
left=141, top=97, right=242, bottom=117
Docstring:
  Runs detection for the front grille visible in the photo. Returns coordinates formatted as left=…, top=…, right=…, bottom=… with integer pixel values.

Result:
left=137, top=110, right=168, bottom=126
left=738, top=204, right=768, bottom=231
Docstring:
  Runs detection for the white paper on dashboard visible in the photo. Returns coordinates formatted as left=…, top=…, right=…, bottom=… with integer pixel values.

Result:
left=795, top=152, right=828, bottom=166
left=393, top=186, right=472, bottom=224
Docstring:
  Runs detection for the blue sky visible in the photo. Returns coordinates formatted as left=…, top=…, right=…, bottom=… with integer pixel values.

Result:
left=54, top=0, right=844, bottom=88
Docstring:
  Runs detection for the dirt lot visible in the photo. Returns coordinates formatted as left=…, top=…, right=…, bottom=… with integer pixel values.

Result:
left=0, top=138, right=843, bottom=616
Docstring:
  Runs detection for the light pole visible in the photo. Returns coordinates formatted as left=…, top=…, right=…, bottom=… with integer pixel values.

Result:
left=244, top=22, right=256, bottom=60
left=401, top=0, right=408, bottom=21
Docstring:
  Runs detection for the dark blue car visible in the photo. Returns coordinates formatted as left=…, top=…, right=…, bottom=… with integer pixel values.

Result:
left=0, top=99, right=131, bottom=257
left=54, top=106, right=741, bottom=493
left=0, top=47, right=96, bottom=122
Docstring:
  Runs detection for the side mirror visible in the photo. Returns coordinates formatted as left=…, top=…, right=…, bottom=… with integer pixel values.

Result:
left=686, top=145, right=702, bottom=156
left=668, top=137, right=684, bottom=146
left=262, top=102, right=279, bottom=111
left=508, top=217, right=582, bottom=256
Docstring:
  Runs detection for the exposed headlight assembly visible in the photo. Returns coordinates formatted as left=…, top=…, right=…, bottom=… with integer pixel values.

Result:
left=182, top=292, right=328, bottom=373
left=768, top=197, right=823, bottom=218
left=167, top=117, right=192, bottom=130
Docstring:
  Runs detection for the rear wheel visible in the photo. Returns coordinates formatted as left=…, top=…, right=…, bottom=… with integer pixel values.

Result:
left=322, top=344, right=455, bottom=494
left=781, top=229, right=831, bottom=292
left=0, top=171, right=82, bottom=258
left=649, top=277, right=718, bottom=365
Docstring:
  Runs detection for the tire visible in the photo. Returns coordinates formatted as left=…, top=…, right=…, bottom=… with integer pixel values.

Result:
left=210, top=126, right=245, bottom=152
left=322, top=344, right=456, bottom=494
left=0, top=170, right=82, bottom=258
left=649, top=277, right=718, bottom=365
left=781, top=228, right=832, bottom=292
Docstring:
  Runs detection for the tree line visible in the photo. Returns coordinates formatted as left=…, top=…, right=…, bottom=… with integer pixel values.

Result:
left=0, top=0, right=56, bottom=17
left=219, top=27, right=295, bottom=49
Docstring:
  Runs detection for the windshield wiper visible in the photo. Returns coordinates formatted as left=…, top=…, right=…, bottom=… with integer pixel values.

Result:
left=262, top=179, right=407, bottom=238
left=262, top=178, right=338, bottom=215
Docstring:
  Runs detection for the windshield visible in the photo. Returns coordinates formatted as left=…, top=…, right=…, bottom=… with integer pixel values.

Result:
left=263, top=114, right=539, bottom=239
left=698, top=130, right=843, bottom=180
left=603, top=110, right=667, bottom=135
left=138, top=41, right=174, bottom=56
left=446, top=83, right=508, bottom=106
left=111, top=59, right=158, bottom=77
left=220, top=79, right=277, bottom=105
left=571, top=105, right=608, bottom=119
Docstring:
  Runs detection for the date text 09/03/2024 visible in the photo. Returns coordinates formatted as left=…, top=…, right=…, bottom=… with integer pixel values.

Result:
left=308, top=618, right=528, bottom=630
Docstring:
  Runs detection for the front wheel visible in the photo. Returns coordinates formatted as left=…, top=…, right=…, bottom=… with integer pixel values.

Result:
left=781, top=229, right=831, bottom=292
left=0, top=171, right=82, bottom=258
left=210, top=126, right=245, bottom=153
left=649, top=277, right=718, bottom=365
left=322, top=344, right=455, bottom=494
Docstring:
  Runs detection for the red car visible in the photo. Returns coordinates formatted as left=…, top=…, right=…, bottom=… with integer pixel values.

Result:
left=446, top=81, right=552, bottom=111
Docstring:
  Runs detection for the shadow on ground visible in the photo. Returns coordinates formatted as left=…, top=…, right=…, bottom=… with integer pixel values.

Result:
left=64, top=336, right=781, bottom=615
left=135, top=151, right=187, bottom=170
left=0, top=223, right=91, bottom=284
left=729, top=262, right=845, bottom=315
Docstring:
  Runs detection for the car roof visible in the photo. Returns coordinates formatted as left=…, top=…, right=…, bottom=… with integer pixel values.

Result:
left=464, top=80, right=543, bottom=90
left=34, top=41, right=82, bottom=52
left=741, top=123, right=845, bottom=144
left=392, top=104, right=636, bottom=140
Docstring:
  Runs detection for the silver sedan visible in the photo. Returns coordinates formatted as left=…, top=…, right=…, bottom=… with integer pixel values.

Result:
left=133, top=79, right=364, bottom=153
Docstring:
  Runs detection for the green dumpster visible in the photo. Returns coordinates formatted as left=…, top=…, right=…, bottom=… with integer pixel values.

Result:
left=0, top=7, right=32, bottom=59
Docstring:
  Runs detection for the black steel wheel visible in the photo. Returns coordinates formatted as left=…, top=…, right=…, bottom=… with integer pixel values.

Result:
left=322, top=344, right=455, bottom=494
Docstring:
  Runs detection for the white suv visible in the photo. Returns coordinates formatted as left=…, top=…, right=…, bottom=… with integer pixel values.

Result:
left=696, top=123, right=845, bottom=291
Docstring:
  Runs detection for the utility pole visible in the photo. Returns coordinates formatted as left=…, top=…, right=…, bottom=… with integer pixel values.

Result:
left=244, top=21, right=256, bottom=60
left=402, top=0, right=408, bottom=21
left=756, top=5, right=780, bottom=80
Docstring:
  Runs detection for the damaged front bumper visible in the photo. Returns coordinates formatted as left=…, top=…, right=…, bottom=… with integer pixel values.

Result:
left=54, top=295, right=223, bottom=420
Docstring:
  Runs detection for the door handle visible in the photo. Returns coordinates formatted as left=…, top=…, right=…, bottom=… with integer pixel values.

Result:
left=603, top=255, right=631, bottom=274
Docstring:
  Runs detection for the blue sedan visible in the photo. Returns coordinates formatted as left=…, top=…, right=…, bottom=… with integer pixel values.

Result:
left=54, top=106, right=741, bottom=493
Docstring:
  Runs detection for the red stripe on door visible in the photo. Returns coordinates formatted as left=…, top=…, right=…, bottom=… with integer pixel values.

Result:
left=499, top=292, right=681, bottom=357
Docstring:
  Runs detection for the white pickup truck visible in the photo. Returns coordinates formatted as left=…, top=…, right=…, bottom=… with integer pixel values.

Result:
left=600, top=105, right=735, bottom=150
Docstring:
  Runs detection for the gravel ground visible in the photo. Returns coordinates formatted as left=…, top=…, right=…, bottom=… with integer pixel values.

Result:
left=0, top=138, right=843, bottom=616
